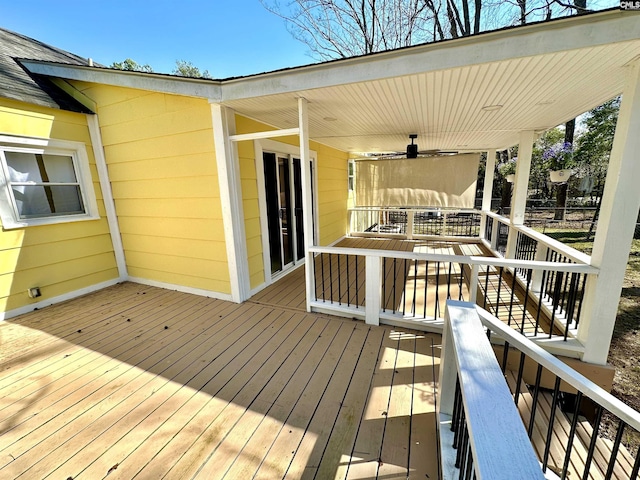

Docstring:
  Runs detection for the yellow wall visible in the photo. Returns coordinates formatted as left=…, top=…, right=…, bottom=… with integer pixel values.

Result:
left=73, top=83, right=231, bottom=295
left=0, top=98, right=118, bottom=313
left=235, top=115, right=349, bottom=290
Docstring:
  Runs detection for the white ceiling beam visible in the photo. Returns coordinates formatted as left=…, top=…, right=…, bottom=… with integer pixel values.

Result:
left=229, top=128, right=300, bottom=142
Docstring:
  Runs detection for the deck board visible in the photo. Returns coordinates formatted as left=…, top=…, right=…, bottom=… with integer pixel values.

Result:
left=0, top=282, right=439, bottom=479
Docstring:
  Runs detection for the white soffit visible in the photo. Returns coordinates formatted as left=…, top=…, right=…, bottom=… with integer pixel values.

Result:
left=225, top=40, right=640, bottom=153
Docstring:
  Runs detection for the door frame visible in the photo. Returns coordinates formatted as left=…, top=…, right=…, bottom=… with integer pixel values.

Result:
left=255, top=138, right=318, bottom=286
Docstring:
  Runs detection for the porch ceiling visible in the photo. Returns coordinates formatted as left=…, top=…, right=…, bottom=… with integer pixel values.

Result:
left=221, top=11, right=640, bottom=154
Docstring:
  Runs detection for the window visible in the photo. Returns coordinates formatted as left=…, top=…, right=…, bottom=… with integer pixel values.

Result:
left=0, top=136, right=99, bottom=229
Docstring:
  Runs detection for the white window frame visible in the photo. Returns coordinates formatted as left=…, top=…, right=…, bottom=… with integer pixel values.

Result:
left=0, top=135, right=99, bottom=229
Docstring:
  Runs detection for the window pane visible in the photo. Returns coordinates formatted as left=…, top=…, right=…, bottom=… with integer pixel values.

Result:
left=6, top=152, right=77, bottom=183
left=12, top=185, right=84, bottom=218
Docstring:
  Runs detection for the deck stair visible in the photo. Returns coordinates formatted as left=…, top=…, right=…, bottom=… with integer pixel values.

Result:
left=506, top=370, right=636, bottom=479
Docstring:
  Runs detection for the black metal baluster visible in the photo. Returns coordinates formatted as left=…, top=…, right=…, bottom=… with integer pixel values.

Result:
left=631, top=444, right=640, bottom=480
left=560, top=391, right=583, bottom=480
left=495, top=267, right=504, bottom=319
left=346, top=254, right=350, bottom=307
left=329, top=253, right=333, bottom=304
left=534, top=269, right=547, bottom=337
left=435, top=262, right=441, bottom=319
left=507, top=270, right=517, bottom=326
left=382, top=257, right=387, bottom=312
left=528, top=364, right=544, bottom=439
left=337, top=254, right=342, bottom=305
left=355, top=255, right=359, bottom=306
left=321, top=253, right=326, bottom=303
left=458, top=263, right=464, bottom=301
left=412, top=259, right=418, bottom=316
left=447, top=262, right=453, bottom=299
left=582, top=405, right=603, bottom=480
left=423, top=260, right=429, bottom=318
left=521, top=269, right=532, bottom=334
left=574, top=273, right=587, bottom=329
left=483, top=265, right=490, bottom=309
left=542, top=376, right=562, bottom=473
left=392, top=257, right=397, bottom=314
left=464, top=446, right=474, bottom=480
left=514, top=352, right=526, bottom=406
left=604, top=420, right=625, bottom=480
left=501, top=342, right=510, bottom=373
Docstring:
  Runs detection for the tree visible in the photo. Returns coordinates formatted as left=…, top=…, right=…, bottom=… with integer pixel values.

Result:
left=172, top=60, right=213, bottom=79
left=261, top=0, right=596, bottom=60
left=110, top=59, right=154, bottom=73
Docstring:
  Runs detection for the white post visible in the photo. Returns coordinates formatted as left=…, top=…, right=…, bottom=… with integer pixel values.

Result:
left=480, top=149, right=497, bottom=239
left=579, top=62, right=640, bottom=365
left=490, top=216, right=499, bottom=252
left=506, top=131, right=534, bottom=258
left=469, top=264, right=479, bottom=304
left=482, top=149, right=497, bottom=212
left=442, top=212, right=448, bottom=236
left=210, top=103, right=250, bottom=303
left=407, top=210, right=415, bottom=240
left=531, top=245, right=549, bottom=294
left=299, top=97, right=315, bottom=312
left=510, top=131, right=535, bottom=227
left=365, top=255, right=381, bottom=325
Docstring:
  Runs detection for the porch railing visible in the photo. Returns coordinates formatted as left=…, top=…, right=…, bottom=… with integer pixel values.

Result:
left=307, top=245, right=597, bottom=349
left=439, top=301, right=640, bottom=480
left=348, top=207, right=481, bottom=239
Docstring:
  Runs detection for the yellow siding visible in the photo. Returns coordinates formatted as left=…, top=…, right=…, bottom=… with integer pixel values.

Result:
left=235, top=115, right=349, bottom=290
left=73, top=82, right=231, bottom=295
left=0, top=98, right=118, bottom=313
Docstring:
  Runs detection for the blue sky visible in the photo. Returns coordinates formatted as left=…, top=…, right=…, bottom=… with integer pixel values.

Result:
left=0, top=0, right=312, bottom=78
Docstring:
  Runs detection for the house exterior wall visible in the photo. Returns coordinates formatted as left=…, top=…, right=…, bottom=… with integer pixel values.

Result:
left=0, top=98, right=118, bottom=314
left=72, top=83, right=231, bottom=295
left=234, top=115, right=349, bottom=290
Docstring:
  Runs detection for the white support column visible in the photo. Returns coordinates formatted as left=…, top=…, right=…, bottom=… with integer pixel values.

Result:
left=406, top=210, right=415, bottom=240
left=210, top=103, right=250, bottom=303
left=506, top=131, right=534, bottom=258
left=579, top=62, right=640, bottom=365
left=299, top=97, right=315, bottom=312
left=482, top=149, right=497, bottom=211
left=510, top=132, right=534, bottom=227
left=480, top=149, right=497, bottom=240
left=365, top=255, right=381, bottom=325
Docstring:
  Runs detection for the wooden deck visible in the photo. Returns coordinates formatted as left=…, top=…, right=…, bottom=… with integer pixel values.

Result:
left=0, top=282, right=441, bottom=479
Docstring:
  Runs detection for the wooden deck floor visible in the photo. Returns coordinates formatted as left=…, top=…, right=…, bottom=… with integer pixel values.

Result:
left=0, top=282, right=441, bottom=480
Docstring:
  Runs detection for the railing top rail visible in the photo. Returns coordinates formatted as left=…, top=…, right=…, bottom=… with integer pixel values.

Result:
left=477, top=307, right=640, bottom=432
left=445, top=301, right=545, bottom=479
left=481, top=211, right=592, bottom=265
left=348, top=206, right=479, bottom=213
left=309, top=245, right=598, bottom=274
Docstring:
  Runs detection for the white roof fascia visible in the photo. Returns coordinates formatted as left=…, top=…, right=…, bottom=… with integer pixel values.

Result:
left=20, top=61, right=223, bottom=102
left=219, top=11, right=640, bottom=101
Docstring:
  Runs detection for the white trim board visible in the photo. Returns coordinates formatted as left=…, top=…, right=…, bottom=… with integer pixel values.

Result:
left=0, top=278, right=121, bottom=321
left=87, top=114, right=128, bottom=280
left=127, top=277, right=233, bottom=302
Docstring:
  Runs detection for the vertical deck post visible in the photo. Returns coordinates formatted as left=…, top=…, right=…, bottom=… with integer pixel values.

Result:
left=407, top=210, right=415, bottom=240
left=506, top=131, right=534, bottom=259
left=480, top=149, right=497, bottom=238
left=298, top=97, right=315, bottom=313
left=365, top=255, right=381, bottom=325
left=490, top=216, right=499, bottom=252
left=469, top=264, right=479, bottom=304
left=531, top=245, right=549, bottom=293
left=579, top=62, right=640, bottom=364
